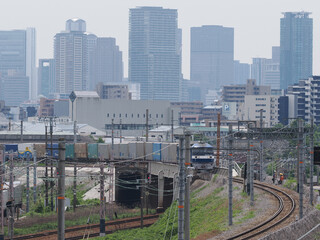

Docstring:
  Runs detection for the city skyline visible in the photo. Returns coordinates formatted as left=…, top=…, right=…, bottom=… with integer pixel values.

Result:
left=1, top=0, right=320, bottom=79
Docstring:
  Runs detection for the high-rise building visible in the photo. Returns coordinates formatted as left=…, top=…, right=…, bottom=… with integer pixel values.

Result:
left=234, top=60, right=250, bottom=85
left=91, top=38, right=123, bottom=89
left=251, top=46, right=280, bottom=89
left=0, top=28, right=36, bottom=101
left=191, top=25, right=234, bottom=99
left=54, top=19, right=93, bottom=96
left=280, top=12, right=313, bottom=89
left=129, top=7, right=181, bottom=101
left=38, top=59, right=55, bottom=98
left=0, top=76, right=29, bottom=106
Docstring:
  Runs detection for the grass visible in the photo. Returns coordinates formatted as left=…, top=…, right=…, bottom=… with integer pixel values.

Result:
left=94, top=184, right=253, bottom=240
left=283, top=178, right=297, bottom=191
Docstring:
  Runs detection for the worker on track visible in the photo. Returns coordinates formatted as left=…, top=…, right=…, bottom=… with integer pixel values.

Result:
left=278, top=173, right=284, bottom=184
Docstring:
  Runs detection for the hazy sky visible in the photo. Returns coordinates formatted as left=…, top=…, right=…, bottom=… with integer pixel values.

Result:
left=1, top=0, right=319, bottom=78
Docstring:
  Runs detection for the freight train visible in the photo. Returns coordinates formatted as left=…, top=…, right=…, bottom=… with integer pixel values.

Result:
left=1, top=142, right=178, bottom=163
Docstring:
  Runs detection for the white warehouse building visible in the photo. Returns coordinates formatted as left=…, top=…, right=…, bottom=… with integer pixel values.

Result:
left=70, top=91, right=181, bottom=137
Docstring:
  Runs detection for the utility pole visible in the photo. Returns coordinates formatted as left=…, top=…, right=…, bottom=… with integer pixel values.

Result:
left=171, top=109, right=174, bottom=143
left=50, top=118, right=54, bottom=212
left=45, top=126, right=48, bottom=208
left=310, top=116, right=314, bottom=205
left=20, top=120, right=23, bottom=142
left=250, top=141, right=254, bottom=206
left=146, top=109, right=149, bottom=142
left=0, top=150, right=4, bottom=240
left=246, top=134, right=250, bottom=194
left=9, top=151, right=14, bottom=239
left=216, top=113, right=221, bottom=167
left=178, top=136, right=185, bottom=240
left=140, top=176, right=144, bottom=229
left=298, top=119, right=304, bottom=219
left=73, top=121, right=77, bottom=212
left=99, top=158, right=105, bottom=236
left=228, top=125, right=233, bottom=226
left=260, top=109, right=263, bottom=182
left=57, top=139, right=66, bottom=240
left=26, top=153, right=30, bottom=213
left=111, top=119, right=114, bottom=150
left=184, top=132, right=191, bottom=240
left=120, top=119, right=122, bottom=143
left=33, top=150, right=37, bottom=204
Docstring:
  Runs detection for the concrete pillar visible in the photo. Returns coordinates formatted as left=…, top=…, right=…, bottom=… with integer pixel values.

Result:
left=157, top=170, right=164, bottom=213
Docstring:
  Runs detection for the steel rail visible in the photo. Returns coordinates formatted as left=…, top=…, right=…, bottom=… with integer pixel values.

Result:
left=6, top=214, right=159, bottom=240
left=228, top=178, right=295, bottom=240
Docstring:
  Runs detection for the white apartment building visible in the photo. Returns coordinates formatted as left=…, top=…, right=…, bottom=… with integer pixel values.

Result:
left=238, top=95, right=279, bottom=127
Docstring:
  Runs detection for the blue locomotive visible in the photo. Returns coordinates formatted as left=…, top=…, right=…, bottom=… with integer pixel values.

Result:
left=191, top=143, right=215, bottom=170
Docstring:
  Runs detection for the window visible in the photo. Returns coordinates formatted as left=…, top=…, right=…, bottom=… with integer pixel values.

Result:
left=119, top=114, right=121, bottom=117
left=137, top=114, right=139, bottom=118
left=156, top=114, right=158, bottom=118
left=113, top=113, right=115, bottom=117
left=161, top=114, right=163, bottom=118
left=125, top=114, right=128, bottom=118
left=107, top=113, right=109, bottom=117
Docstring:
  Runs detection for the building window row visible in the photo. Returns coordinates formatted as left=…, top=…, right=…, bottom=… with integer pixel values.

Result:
left=106, top=113, right=164, bottom=118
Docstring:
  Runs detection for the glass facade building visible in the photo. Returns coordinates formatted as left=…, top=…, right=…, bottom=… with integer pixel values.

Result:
left=190, top=25, right=234, bottom=100
left=280, top=12, right=313, bottom=90
left=129, top=7, right=181, bottom=101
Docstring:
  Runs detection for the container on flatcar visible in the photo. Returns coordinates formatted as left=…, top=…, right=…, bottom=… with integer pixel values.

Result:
left=128, top=143, right=137, bottom=159
left=65, top=144, right=75, bottom=160
left=88, top=143, right=98, bottom=159
left=119, top=144, right=129, bottom=159
left=152, top=143, right=161, bottom=161
left=74, top=143, right=88, bottom=159
left=46, top=143, right=59, bottom=158
left=145, top=142, right=153, bottom=161
left=98, top=144, right=110, bottom=160
left=161, top=143, right=178, bottom=163
left=5, top=144, right=18, bottom=153
left=34, top=143, right=46, bottom=157
left=136, top=142, right=145, bottom=159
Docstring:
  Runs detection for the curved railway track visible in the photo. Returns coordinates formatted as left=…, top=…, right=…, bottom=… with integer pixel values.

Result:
left=7, top=214, right=159, bottom=240
left=228, top=178, right=295, bottom=240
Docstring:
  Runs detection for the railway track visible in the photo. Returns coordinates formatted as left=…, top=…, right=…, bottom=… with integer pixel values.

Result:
left=228, top=178, right=295, bottom=240
left=7, top=214, right=159, bottom=240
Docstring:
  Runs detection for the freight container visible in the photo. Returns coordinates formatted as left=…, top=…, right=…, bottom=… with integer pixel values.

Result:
left=88, top=143, right=99, bottom=159
left=168, top=143, right=178, bottom=163
left=17, top=143, right=34, bottom=158
left=145, top=142, right=153, bottom=161
left=152, top=143, right=161, bottom=161
left=161, top=143, right=169, bottom=162
left=5, top=144, right=18, bottom=153
left=119, top=144, right=129, bottom=159
left=34, top=143, right=46, bottom=158
left=98, top=144, right=110, bottom=160
left=136, top=142, right=145, bottom=159
left=112, top=144, right=120, bottom=159
left=46, top=143, right=59, bottom=158
left=128, top=143, right=137, bottom=159
left=65, top=144, right=75, bottom=159
left=74, top=143, right=88, bottom=159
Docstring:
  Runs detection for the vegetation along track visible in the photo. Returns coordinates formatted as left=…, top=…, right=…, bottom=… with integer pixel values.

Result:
left=7, top=214, right=160, bottom=240
left=228, top=178, right=295, bottom=240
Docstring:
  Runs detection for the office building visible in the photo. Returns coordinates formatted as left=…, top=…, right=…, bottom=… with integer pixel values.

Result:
left=129, top=7, right=181, bottom=101
left=280, top=12, right=313, bottom=89
left=91, top=38, right=123, bottom=89
left=0, top=76, right=29, bottom=106
left=251, top=47, right=280, bottom=89
left=191, top=25, right=234, bottom=99
left=96, top=83, right=130, bottom=100
left=38, top=59, right=55, bottom=98
left=0, top=28, right=36, bottom=100
left=234, top=60, right=250, bottom=84
left=54, top=19, right=93, bottom=95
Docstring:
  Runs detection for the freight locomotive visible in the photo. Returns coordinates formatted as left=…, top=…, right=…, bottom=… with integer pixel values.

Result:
left=191, top=142, right=215, bottom=170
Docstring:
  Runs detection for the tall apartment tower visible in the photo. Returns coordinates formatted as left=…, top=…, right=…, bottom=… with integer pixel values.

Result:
left=38, top=59, right=55, bottom=98
left=0, top=28, right=36, bottom=102
left=280, top=12, right=313, bottom=89
left=129, top=7, right=181, bottom=101
left=91, top=37, right=123, bottom=89
left=191, top=25, right=234, bottom=99
left=54, top=19, right=93, bottom=97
